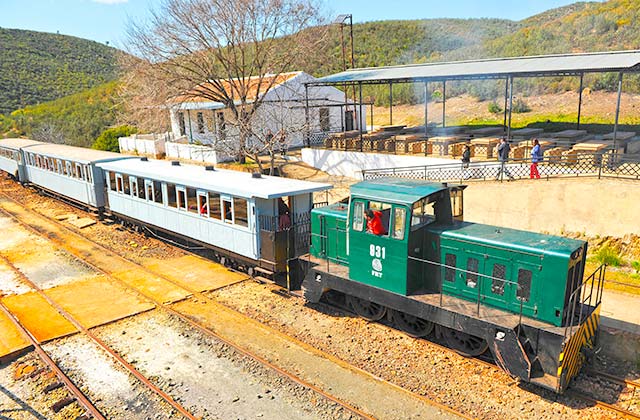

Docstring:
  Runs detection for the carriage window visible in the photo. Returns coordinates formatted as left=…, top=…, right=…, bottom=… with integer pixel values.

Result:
left=115, top=174, right=124, bottom=193
left=137, top=178, right=145, bottom=199
left=491, top=263, right=506, bottom=296
left=84, top=165, right=92, bottom=183
left=234, top=198, right=248, bottom=227
left=392, top=207, right=406, bottom=240
left=466, top=258, right=479, bottom=288
left=444, top=253, right=456, bottom=282
left=109, top=172, right=116, bottom=191
left=177, top=187, right=187, bottom=211
left=153, top=180, right=162, bottom=203
left=74, top=163, right=83, bottom=180
left=222, top=199, right=233, bottom=223
left=209, top=192, right=221, bottom=220
left=411, top=198, right=435, bottom=228
left=166, top=183, right=177, bottom=207
left=122, top=174, right=130, bottom=195
left=352, top=201, right=364, bottom=231
left=131, top=178, right=139, bottom=198
left=186, top=188, right=198, bottom=213
left=66, top=161, right=72, bottom=176
left=517, top=269, right=532, bottom=302
left=197, top=193, right=209, bottom=217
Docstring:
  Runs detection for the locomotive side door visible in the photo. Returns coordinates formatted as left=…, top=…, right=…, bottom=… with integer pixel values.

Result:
left=509, top=260, right=539, bottom=318
left=481, top=255, right=513, bottom=309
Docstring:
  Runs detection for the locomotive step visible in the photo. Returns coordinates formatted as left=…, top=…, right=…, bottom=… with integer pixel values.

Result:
left=254, top=267, right=274, bottom=277
left=254, top=275, right=274, bottom=284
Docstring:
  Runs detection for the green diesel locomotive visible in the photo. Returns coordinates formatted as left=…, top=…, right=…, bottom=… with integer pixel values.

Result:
left=302, top=178, right=604, bottom=393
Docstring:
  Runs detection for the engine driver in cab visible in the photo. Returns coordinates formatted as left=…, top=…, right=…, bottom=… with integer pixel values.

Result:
left=365, top=209, right=385, bottom=235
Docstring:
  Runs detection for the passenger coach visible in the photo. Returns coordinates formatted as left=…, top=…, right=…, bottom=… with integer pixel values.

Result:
left=97, top=158, right=331, bottom=280
left=0, top=138, right=44, bottom=182
left=21, top=143, right=135, bottom=212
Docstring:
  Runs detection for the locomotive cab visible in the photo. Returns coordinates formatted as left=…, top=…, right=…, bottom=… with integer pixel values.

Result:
left=346, top=180, right=465, bottom=295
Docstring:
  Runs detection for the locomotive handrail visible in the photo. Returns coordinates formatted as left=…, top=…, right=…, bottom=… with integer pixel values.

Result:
left=563, top=264, right=606, bottom=342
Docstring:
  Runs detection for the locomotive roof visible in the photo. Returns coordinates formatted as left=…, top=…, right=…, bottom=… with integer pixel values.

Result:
left=24, top=143, right=134, bottom=164
left=350, top=179, right=449, bottom=204
left=0, top=138, right=45, bottom=150
left=433, top=222, right=585, bottom=258
left=97, top=158, right=332, bottom=199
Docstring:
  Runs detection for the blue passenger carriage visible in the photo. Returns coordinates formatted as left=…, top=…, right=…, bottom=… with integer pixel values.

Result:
left=0, top=138, right=44, bottom=182
left=97, top=158, right=331, bottom=280
left=21, top=143, right=134, bottom=212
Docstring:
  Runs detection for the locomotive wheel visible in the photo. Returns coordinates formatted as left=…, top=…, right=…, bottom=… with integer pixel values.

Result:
left=346, top=295, right=386, bottom=321
left=440, top=327, right=488, bottom=357
left=391, top=310, right=434, bottom=338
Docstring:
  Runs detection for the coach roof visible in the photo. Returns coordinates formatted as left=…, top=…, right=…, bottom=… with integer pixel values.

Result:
left=97, top=158, right=332, bottom=199
left=0, top=138, right=45, bottom=150
left=24, top=143, right=133, bottom=164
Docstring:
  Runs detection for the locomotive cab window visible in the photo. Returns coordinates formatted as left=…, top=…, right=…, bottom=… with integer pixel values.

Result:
left=352, top=201, right=364, bottom=231
left=366, top=201, right=391, bottom=236
left=411, top=198, right=435, bottom=229
left=450, top=189, right=463, bottom=218
left=392, top=207, right=407, bottom=240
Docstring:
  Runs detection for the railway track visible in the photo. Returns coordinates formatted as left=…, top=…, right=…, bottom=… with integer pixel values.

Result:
left=0, top=253, right=200, bottom=420
left=0, top=193, right=420, bottom=420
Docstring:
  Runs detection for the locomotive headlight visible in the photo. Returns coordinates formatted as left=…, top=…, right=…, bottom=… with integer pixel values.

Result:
left=571, top=248, right=583, bottom=260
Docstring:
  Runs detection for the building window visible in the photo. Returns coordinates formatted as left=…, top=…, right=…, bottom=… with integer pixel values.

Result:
left=233, top=198, right=248, bottom=227
left=216, top=112, right=226, bottom=140
left=517, top=269, right=532, bottom=302
left=319, top=107, right=330, bottom=132
left=178, top=112, right=186, bottom=136
left=491, top=264, right=506, bottom=296
left=444, top=253, right=456, bottom=282
left=196, top=112, right=205, bottom=134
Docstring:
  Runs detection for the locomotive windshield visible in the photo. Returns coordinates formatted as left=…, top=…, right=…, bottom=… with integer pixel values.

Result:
left=411, top=197, right=435, bottom=228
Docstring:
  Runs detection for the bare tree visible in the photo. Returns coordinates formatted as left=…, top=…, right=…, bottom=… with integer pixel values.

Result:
left=122, top=0, right=327, bottom=163
left=32, top=121, right=66, bottom=144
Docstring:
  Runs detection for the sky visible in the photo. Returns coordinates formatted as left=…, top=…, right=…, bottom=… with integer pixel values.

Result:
left=0, top=0, right=600, bottom=49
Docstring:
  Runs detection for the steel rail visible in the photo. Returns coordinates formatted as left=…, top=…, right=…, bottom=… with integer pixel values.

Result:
left=0, top=253, right=199, bottom=420
left=567, top=390, right=640, bottom=420
left=0, top=299, right=107, bottom=420
left=0, top=195, right=380, bottom=420
left=588, top=369, right=640, bottom=390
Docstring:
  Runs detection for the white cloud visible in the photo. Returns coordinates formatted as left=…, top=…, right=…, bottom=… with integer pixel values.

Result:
left=91, top=0, right=129, bottom=4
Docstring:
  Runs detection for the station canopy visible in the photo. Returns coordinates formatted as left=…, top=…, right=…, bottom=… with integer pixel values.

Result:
left=308, top=50, right=640, bottom=86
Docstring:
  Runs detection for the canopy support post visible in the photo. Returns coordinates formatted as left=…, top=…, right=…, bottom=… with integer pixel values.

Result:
left=442, top=80, right=446, bottom=129
left=613, top=72, right=624, bottom=157
left=359, top=81, right=364, bottom=151
left=577, top=73, right=584, bottom=130
left=304, top=84, right=310, bottom=147
left=424, top=82, right=429, bottom=137
left=389, top=82, right=393, bottom=126
left=507, top=76, right=514, bottom=141
left=503, top=78, right=509, bottom=130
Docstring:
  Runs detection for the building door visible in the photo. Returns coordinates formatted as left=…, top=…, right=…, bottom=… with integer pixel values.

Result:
left=345, top=110, right=354, bottom=131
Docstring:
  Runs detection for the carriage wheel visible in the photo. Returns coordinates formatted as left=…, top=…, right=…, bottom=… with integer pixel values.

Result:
left=391, top=310, right=434, bottom=338
left=441, top=326, right=488, bottom=357
left=346, top=295, right=386, bottom=321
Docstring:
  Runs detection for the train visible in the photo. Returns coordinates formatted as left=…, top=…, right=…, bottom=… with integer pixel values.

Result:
left=0, top=138, right=604, bottom=393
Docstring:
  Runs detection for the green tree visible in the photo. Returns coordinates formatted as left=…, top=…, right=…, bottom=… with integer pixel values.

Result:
left=92, top=125, right=137, bottom=152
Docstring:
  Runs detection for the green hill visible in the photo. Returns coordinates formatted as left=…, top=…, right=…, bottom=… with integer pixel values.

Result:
left=0, top=28, right=119, bottom=115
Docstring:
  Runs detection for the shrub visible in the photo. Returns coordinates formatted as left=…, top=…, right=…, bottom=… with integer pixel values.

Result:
left=512, top=98, right=531, bottom=113
left=632, top=260, right=640, bottom=274
left=488, top=101, right=502, bottom=114
left=595, top=245, right=624, bottom=267
left=92, top=125, right=137, bottom=152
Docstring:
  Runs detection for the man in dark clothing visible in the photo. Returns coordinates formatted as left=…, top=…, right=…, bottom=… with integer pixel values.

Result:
left=495, top=138, right=514, bottom=181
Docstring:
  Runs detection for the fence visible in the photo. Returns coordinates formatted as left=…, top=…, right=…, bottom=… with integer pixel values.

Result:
left=362, top=152, right=640, bottom=182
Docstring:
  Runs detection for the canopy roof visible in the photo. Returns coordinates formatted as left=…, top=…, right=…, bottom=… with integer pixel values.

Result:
left=309, top=50, right=640, bottom=86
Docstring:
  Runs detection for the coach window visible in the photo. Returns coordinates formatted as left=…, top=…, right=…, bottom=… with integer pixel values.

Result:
left=75, top=163, right=83, bottom=179
left=83, top=165, right=91, bottom=182
left=197, top=192, right=208, bottom=217
left=122, top=174, right=131, bottom=195
left=131, top=177, right=139, bottom=198
left=233, top=198, right=248, bottom=227
left=166, top=183, right=177, bottom=207
left=66, top=161, right=72, bottom=176
left=222, top=198, right=233, bottom=223
left=115, top=174, right=124, bottom=193
left=176, top=186, right=187, bottom=211
left=56, top=160, right=63, bottom=174
left=209, top=192, right=221, bottom=220
left=109, top=171, right=117, bottom=191
left=136, top=178, right=145, bottom=199
left=186, top=187, right=198, bottom=213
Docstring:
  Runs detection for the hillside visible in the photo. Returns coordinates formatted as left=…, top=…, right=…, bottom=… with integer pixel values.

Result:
left=0, top=28, right=119, bottom=115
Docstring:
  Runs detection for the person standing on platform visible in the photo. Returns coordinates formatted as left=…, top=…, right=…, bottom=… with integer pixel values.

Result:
left=495, top=138, right=514, bottom=181
left=530, top=138, right=542, bottom=179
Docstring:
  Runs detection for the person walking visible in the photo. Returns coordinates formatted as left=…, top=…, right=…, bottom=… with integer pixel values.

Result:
left=495, top=138, right=514, bottom=181
left=461, top=144, right=471, bottom=179
left=530, top=138, right=542, bottom=179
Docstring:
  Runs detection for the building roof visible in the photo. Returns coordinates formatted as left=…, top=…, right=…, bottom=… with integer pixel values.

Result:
left=25, top=143, right=135, bottom=164
left=173, top=71, right=302, bottom=110
left=97, top=158, right=332, bottom=200
left=0, top=138, right=45, bottom=150
left=350, top=178, right=447, bottom=204
left=309, top=50, right=640, bottom=86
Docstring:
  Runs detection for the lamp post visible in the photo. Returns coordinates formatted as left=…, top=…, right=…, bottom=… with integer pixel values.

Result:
left=334, top=14, right=357, bottom=131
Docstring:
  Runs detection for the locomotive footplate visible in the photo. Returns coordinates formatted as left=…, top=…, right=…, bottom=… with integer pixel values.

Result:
left=302, top=257, right=600, bottom=394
